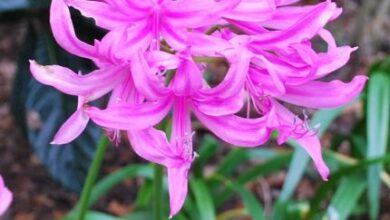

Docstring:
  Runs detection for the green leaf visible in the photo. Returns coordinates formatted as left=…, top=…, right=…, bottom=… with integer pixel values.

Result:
left=134, top=180, right=153, bottom=209
left=366, top=71, right=390, bottom=219
left=278, top=106, right=347, bottom=203
left=190, top=179, right=216, bottom=220
left=326, top=175, right=366, bottom=220
left=11, top=24, right=101, bottom=192
left=213, top=175, right=266, bottom=220
left=193, top=135, right=218, bottom=177
left=84, top=212, right=120, bottom=220
left=215, top=152, right=292, bottom=207
left=65, top=165, right=154, bottom=219
left=121, top=212, right=152, bottom=220
left=308, top=154, right=390, bottom=218
left=215, top=149, right=248, bottom=177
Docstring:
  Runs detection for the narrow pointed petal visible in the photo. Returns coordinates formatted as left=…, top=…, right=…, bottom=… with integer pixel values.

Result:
left=50, top=0, right=95, bottom=58
left=250, top=1, right=338, bottom=47
left=30, top=61, right=125, bottom=101
left=168, top=165, right=190, bottom=218
left=295, top=135, right=330, bottom=180
left=272, top=102, right=329, bottom=180
left=128, top=129, right=173, bottom=166
left=87, top=98, right=172, bottom=130
left=193, top=106, right=271, bottom=147
left=277, top=76, right=368, bottom=108
left=0, top=176, right=12, bottom=216
left=51, top=108, right=90, bottom=145
left=315, top=46, right=357, bottom=78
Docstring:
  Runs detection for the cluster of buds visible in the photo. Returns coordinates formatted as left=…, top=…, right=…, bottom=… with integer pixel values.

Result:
left=30, top=0, right=367, bottom=217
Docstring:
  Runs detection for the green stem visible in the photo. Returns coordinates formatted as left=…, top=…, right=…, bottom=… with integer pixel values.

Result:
left=153, top=164, right=164, bottom=220
left=76, top=136, right=109, bottom=220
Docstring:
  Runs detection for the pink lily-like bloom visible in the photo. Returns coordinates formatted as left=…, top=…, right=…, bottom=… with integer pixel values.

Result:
left=86, top=49, right=272, bottom=217
left=0, top=175, right=12, bottom=216
left=29, top=0, right=367, bottom=217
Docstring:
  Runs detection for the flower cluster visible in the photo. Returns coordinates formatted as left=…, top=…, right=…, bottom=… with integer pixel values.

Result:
left=30, top=0, right=367, bottom=217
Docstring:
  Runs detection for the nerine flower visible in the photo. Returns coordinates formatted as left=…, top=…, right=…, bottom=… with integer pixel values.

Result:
left=0, top=175, right=12, bottom=216
left=29, top=0, right=367, bottom=217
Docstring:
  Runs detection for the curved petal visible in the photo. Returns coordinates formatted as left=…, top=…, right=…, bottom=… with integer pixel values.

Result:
left=192, top=89, right=245, bottom=116
left=271, top=102, right=329, bottom=180
left=250, top=1, right=338, bottom=47
left=50, top=0, right=95, bottom=59
left=146, top=51, right=180, bottom=71
left=277, top=76, right=368, bottom=108
left=131, top=51, right=170, bottom=100
left=87, top=98, right=172, bottom=130
left=168, top=164, right=190, bottom=218
left=65, top=0, right=131, bottom=30
left=165, top=0, right=240, bottom=28
left=224, top=0, right=276, bottom=23
left=30, top=61, right=126, bottom=101
left=51, top=108, right=90, bottom=145
left=171, top=56, right=203, bottom=97
left=197, top=48, right=251, bottom=99
left=97, top=23, right=152, bottom=63
left=127, top=128, right=173, bottom=166
left=0, top=176, right=12, bottom=216
left=193, top=106, right=271, bottom=147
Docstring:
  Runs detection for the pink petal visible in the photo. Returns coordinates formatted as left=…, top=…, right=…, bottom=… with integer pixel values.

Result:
left=146, top=51, right=180, bottom=71
left=224, top=0, right=276, bottom=23
left=193, top=106, right=271, bottom=147
left=164, top=0, right=240, bottom=28
left=197, top=48, right=251, bottom=99
left=127, top=128, right=173, bottom=166
left=277, top=76, right=368, bottom=108
left=97, top=23, right=152, bottom=62
left=171, top=56, right=203, bottom=97
left=271, top=102, right=329, bottom=180
left=29, top=61, right=126, bottom=101
left=192, top=89, right=245, bottom=116
left=250, top=1, right=338, bottom=47
left=65, top=0, right=131, bottom=30
left=167, top=164, right=190, bottom=218
left=0, top=176, right=12, bottom=216
left=87, top=98, right=172, bottom=130
left=50, top=0, right=95, bottom=59
left=131, top=51, right=170, bottom=100
left=51, top=108, right=90, bottom=145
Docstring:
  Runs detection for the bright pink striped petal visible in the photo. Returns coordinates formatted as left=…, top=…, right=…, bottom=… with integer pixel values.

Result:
left=51, top=108, right=89, bottom=145
left=193, top=106, right=271, bottom=147
left=30, top=61, right=126, bottom=101
left=87, top=98, right=172, bottom=130
left=277, top=76, right=368, bottom=108
left=50, top=0, right=95, bottom=58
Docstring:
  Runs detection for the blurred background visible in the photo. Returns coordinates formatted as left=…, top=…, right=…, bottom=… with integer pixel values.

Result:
left=0, top=0, right=389, bottom=219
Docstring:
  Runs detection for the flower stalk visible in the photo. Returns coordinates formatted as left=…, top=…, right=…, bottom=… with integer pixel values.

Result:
left=76, top=136, right=109, bottom=220
left=153, top=164, right=165, bottom=220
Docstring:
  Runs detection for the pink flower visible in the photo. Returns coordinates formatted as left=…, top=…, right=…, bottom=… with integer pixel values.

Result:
left=29, top=0, right=367, bottom=217
left=0, top=175, right=12, bottom=216
left=85, top=49, right=271, bottom=216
